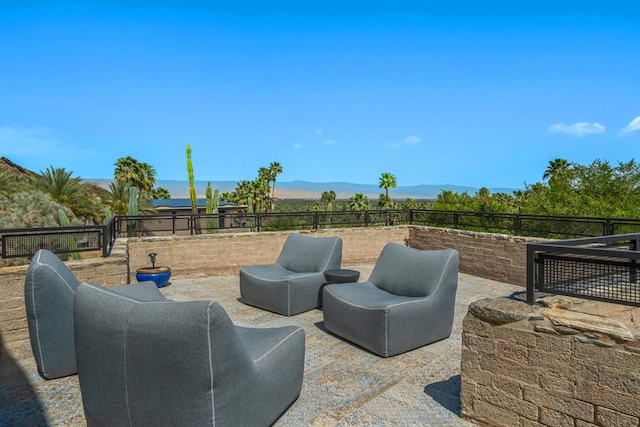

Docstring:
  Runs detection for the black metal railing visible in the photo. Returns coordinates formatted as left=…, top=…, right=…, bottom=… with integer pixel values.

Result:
left=0, top=218, right=116, bottom=259
left=5, top=210, right=640, bottom=260
left=526, top=233, right=640, bottom=306
left=109, top=210, right=640, bottom=237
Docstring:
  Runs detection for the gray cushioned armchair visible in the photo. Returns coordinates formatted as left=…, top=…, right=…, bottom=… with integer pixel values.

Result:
left=24, top=249, right=165, bottom=380
left=240, top=233, right=342, bottom=315
left=74, top=283, right=305, bottom=427
left=322, top=243, right=459, bottom=357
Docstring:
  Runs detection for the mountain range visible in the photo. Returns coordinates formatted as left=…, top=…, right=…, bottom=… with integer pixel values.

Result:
left=86, top=179, right=520, bottom=200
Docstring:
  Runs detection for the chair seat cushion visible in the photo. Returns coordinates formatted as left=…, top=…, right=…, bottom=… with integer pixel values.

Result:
left=323, top=282, right=434, bottom=357
left=240, top=265, right=325, bottom=316
left=323, top=281, right=419, bottom=308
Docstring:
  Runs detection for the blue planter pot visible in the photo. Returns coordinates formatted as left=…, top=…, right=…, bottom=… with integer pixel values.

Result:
left=136, top=266, right=172, bottom=288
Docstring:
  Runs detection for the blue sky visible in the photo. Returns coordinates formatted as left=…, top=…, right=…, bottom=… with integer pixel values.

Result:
left=1, top=1, right=639, bottom=190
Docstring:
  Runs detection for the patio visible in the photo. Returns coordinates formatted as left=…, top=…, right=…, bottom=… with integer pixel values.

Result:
left=2, top=265, right=521, bottom=426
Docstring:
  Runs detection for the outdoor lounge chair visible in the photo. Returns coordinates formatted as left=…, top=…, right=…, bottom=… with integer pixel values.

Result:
left=74, top=283, right=305, bottom=427
left=239, top=233, right=343, bottom=315
left=24, top=249, right=166, bottom=380
left=322, top=243, right=459, bottom=357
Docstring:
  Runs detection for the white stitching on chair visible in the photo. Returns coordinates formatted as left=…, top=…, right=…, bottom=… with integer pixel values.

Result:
left=253, top=328, right=304, bottom=363
left=319, top=237, right=341, bottom=272
left=28, top=251, right=45, bottom=374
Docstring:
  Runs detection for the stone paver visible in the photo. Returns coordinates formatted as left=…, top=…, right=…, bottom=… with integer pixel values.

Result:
left=1, top=266, right=521, bottom=426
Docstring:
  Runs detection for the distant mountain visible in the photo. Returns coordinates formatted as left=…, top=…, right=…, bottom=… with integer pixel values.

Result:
left=86, top=179, right=521, bottom=200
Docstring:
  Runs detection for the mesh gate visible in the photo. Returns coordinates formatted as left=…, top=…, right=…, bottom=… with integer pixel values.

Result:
left=538, top=253, right=640, bottom=306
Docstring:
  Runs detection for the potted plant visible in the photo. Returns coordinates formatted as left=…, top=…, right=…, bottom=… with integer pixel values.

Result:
left=136, top=252, right=172, bottom=288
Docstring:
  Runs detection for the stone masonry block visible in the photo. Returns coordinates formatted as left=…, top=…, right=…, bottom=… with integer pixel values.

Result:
left=536, top=331, right=573, bottom=356
left=473, top=400, right=520, bottom=427
left=492, top=375, right=524, bottom=398
left=463, top=333, right=495, bottom=354
left=477, top=384, right=538, bottom=420
left=528, top=352, right=598, bottom=383
left=530, top=386, right=593, bottom=422
left=599, top=365, right=640, bottom=396
left=596, top=406, right=640, bottom=427
left=539, top=371, right=576, bottom=397
left=540, top=407, right=575, bottom=427
left=492, top=324, right=537, bottom=347
left=494, top=340, right=528, bottom=362
left=462, top=316, right=494, bottom=337
left=519, top=419, right=547, bottom=427
left=480, top=356, right=538, bottom=385
left=573, top=340, right=640, bottom=367
left=576, top=380, right=640, bottom=418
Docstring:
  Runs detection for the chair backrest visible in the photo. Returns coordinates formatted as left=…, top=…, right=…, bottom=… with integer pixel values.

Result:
left=74, top=284, right=253, bottom=426
left=24, top=249, right=80, bottom=379
left=276, top=233, right=342, bottom=273
left=369, top=243, right=458, bottom=297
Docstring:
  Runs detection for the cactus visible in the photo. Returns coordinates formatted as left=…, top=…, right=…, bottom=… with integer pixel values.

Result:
left=58, top=208, right=82, bottom=260
left=186, top=145, right=201, bottom=234
left=127, top=187, right=138, bottom=237
left=244, top=196, right=254, bottom=232
left=212, top=188, right=219, bottom=232
left=104, top=207, right=113, bottom=222
left=205, top=183, right=219, bottom=233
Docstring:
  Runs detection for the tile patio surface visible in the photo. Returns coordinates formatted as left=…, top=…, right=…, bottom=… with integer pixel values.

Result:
left=2, top=266, right=522, bottom=426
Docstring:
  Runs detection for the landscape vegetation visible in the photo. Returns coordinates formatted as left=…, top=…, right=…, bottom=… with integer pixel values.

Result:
left=2, top=149, right=640, bottom=233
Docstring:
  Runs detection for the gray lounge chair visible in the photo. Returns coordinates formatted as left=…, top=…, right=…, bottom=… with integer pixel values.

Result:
left=74, top=283, right=305, bottom=427
left=240, top=233, right=342, bottom=315
left=24, top=249, right=165, bottom=380
left=322, top=243, right=459, bottom=357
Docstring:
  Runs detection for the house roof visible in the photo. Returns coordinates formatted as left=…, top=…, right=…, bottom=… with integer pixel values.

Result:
left=151, top=198, right=237, bottom=208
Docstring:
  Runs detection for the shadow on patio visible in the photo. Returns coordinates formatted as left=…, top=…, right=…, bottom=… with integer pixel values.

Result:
left=3, top=265, right=522, bottom=426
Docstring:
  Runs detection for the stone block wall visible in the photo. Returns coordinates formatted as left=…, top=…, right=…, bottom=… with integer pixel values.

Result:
left=127, top=227, right=409, bottom=281
left=1, top=225, right=541, bottom=345
left=0, top=244, right=128, bottom=344
left=461, top=296, right=640, bottom=427
left=410, top=226, right=545, bottom=286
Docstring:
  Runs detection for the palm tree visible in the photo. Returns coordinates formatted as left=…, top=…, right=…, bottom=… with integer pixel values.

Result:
left=348, top=193, right=370, bottom=211
left=114, top=156, right=157, bottom=192
left=114, top=156, right=139, bottom=187
left=137, top=162, right=157, bottom=192
left=543, top=158, right=571, bottom=181
left=320, top=190, right=336, bottom=210
left=268, top=161, right=283, bottom=201
left=32, top=167, right=83, bottom=206
left=379, top=172, right=397, bottom=205
left=108, top=181, right=130, bottom=216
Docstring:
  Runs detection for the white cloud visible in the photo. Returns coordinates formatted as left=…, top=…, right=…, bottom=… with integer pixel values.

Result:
left=548, top=122, right=605, bottom=137
left=621, top=116, right=640, bottom=135
left=292, top=143, right=303, bottom=149
left=0, top=125, right=58, bottom=154
left=387, top=135, right=422, bottom=150
left=404, top=135, right=421, bottom=145
left=315, top=128, right=323, bottom=135
left=324, top=139, right=336, bottom=145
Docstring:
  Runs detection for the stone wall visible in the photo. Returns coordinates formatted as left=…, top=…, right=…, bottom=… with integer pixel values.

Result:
left=461, top=296, right=640, bottom=427
left=410, top=226, right=545, bottom=286
left=1, top=226, right=540, bottom=345
left=0, top=242, right=128, bottom=343
left=127, top=227, right=409, bottom=281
